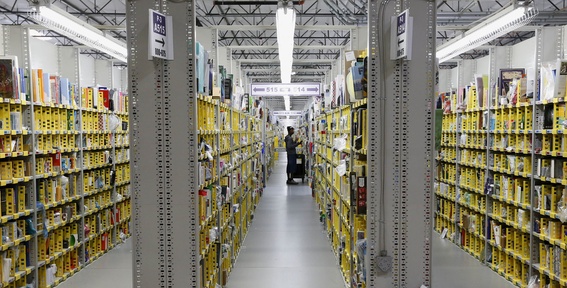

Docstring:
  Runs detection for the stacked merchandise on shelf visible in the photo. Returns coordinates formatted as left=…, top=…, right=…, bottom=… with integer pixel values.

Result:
left=435, top=57, right=567, bottom=287
left=0, top=56, right=130, bottom=288
left=312, top=97, right=368, bottom=288
left=197, top=91, right=274, bottom=287
left=265, top=111, right=277, bottom=177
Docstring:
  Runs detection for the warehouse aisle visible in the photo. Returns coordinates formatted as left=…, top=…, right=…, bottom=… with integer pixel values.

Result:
left=226, top=158, right=345, bottom=288
left=432, top=236, right=515, bottom=287
left=58, top=158, right=515, bottom=288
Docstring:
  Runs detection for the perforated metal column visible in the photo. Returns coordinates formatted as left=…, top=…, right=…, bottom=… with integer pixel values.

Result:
left=367, top=0, right=435, bottom=287
left=128, top=1, right=199, bottom=287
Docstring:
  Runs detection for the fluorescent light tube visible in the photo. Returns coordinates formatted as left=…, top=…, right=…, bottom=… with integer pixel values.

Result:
left=437, top=5, right=537, bottom=63
left=30, top=5, right=127, bottom=62
left=276, top=3, right=296, bottom=111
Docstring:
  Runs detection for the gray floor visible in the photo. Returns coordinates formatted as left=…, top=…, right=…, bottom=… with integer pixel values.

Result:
left=58, top=158, right=516, bottom=288
left=225, top=159, right=345, bottom=288
left=431, top=235, right=515, bottom=288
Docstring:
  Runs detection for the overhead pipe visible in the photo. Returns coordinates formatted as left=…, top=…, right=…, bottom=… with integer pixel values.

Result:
left=214, top=1, right=305, bottom=5
left=437, top=10, right=566, bottom=18
left=322, top=0, right=356, bottom=25
left=346, top=0, right=366, bottom=11
left=325, top=0, right=357, bottom=24
left=336, top=0, right=367, bottom=23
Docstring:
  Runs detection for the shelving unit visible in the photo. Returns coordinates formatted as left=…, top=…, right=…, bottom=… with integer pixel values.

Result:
left=312, top=97, right=367, bottom=288
left=435, top=26, right=567, bottom=287
left=197, top=94, right=275, bottom=287
left=0, top=26, right=130, bottom=288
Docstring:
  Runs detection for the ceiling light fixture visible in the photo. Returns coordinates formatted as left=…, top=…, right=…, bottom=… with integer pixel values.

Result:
left=30, top=5, right=127, bottom=62
left=276, top=1, right=296, bottom=110
left=437, top=3, right=537, bottom=63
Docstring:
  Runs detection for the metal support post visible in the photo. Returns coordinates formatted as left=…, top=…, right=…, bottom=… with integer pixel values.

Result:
left=367, top=0, right=435, bottom=287
left=128, top=0, right=199, bottom=287
left=262, top=107, right=267, bottom=188
left=563, top=26, right=567, bottom=59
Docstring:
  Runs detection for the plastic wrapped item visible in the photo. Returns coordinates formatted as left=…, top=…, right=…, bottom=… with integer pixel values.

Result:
left=527, top=275, right=539, bottom=288
left=518, top=209, right=526, bottom=227
left=222, top=244, right=230, bottom=259
left=460, top=134, right=467, bottom=145
left=335, top=160, right=347, bottom=176
left=507, top=155, right=516, bottom=172
left=2, top=257, right=10, bottom=282
left=535, top=185, right=542, bottom=210
left=333, top=135, right=348, bottom=151
left=502, top=135, right=508, bottom=149
left=60, top=175, right=69, bottom=198
left=541, top=63, right=556, bottom=101
left=356, top=238, right=367, bottom=282
left=209, top=227, right=219, bottom=242
left=109, top=114, right=121, bottom=131
left=559, top=204, right=567, bottom=223
left=501, top=207, right=507, bottom=218
left=507, top=78, right=519, bottom=105
left=502, top=177, right=509, bottom=199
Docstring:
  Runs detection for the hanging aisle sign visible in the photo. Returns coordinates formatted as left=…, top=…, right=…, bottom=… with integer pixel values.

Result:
left=250, top=83, right=321, bottom=97
left=148, top=9, right=174, bottom=60
left=273, top=110, right=302, bottom=116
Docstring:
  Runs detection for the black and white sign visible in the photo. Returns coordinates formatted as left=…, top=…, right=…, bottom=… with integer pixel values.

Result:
left=149, top=9, right=173, bottom=60
left=250, top=83, right=321, bottom=97
left=273, top=110, right=302, bottom=116
left=390, top=9, right=413, bottom=60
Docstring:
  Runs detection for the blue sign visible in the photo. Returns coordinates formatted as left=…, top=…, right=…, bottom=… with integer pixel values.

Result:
left=152, top=11, right=166, bottom=36
left=397, top=13, right=406, bottom=36
left=149, top=9, right=173, bottom=60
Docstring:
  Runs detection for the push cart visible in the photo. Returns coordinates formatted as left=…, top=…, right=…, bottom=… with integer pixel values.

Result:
left=293, top=154, right=306, bottom=183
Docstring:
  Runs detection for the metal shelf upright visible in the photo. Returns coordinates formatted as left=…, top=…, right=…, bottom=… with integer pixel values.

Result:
left=367, top=0, right=435, bottom=287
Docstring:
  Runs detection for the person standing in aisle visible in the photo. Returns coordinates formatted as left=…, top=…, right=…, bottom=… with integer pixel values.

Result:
left=285, top=126, right=301, bottom=185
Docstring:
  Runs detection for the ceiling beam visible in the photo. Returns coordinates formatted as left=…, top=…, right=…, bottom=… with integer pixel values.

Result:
left=210, top=25, right=357, bottom=31
left=244, top=68, right=329, bottom=72
left=249, top=75, right=323, bottom=79
left=24, top=24, right=126, bottom=31
left=238, top=59, right=336, bottom=63
left=226, top=45, right=345, bottom=50
left=213, top=0, right=305, bottom=5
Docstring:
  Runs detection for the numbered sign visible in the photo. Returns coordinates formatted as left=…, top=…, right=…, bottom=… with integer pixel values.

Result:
left=250, top=83, right=321, bottom=97
left=390, top=9, right=413, bottom=60
left=149, top=9, right=174, bottom=60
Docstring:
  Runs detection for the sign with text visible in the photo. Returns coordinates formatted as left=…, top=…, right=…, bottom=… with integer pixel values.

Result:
left=273, top=110, right=302, bottom=116
left=390, top=9, right=413, bottom=60
left=250, top=83, right=321, bottom=97
left=148, top=9, right=173, bottom=60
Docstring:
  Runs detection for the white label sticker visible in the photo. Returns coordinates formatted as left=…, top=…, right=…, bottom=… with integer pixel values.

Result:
left=345, top=51, right=356, bottom=62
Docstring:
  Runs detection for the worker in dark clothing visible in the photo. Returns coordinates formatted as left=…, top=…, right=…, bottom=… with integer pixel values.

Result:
left=285, top=126, right=302, bottom=185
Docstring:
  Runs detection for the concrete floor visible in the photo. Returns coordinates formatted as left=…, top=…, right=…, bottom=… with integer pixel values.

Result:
left=58, top=159, right=515, bottom=288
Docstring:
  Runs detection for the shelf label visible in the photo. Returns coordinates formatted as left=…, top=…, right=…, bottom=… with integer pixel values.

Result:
left=390, top=9, right=413, bottom=60
left=250, top=83, right=321, bottom=97
left=148, top=9, right=173, bottom=60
